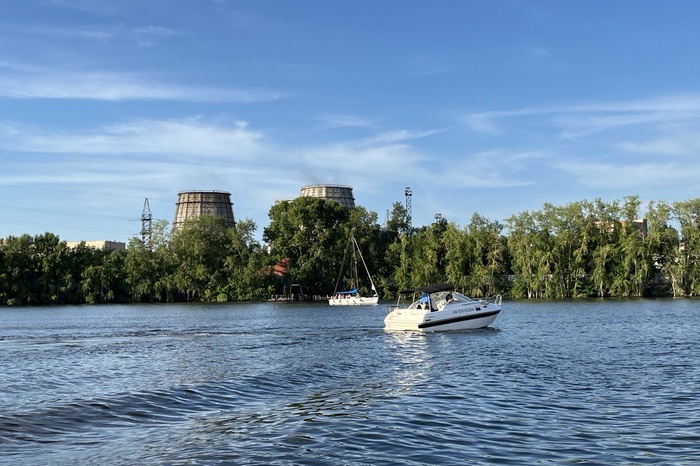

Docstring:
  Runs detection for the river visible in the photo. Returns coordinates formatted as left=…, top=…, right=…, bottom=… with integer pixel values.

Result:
left=1, top=299, right=698, bottom=464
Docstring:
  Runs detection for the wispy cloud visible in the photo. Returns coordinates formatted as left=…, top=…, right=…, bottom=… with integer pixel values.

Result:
left=0, top=118, right=269, bottom=157
left=441, top=149, right=544, bottom=188
left=313, top=113, right=378, bottom=130
left=556, top=161, right=700, bottom=190
left=463, top=94, right=700, bottom=138
left=457, top=94, right=700, bottom=202
left=0, top=116, right=439, bottom=187
left=298, top=142, right=426, bottom=178
left=359, top=128, right=447, bottom=146
left=617, top=129, right=700, bottom=156
left=407, top=55, right=452, bottom=77
left=45, top=0, right=120, bottom=16
left=27, top=23, right=180, bottom=45
left=528, top=47, right=551, bottom=59
left=1, top=116, right=446, bottom=229
left=0, top=66, right=281, bottom=102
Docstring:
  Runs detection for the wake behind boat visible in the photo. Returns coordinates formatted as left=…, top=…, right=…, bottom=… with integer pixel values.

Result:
left=384, top=283, right=501, bottom=331
left=329, top=234, right=379, bottom=306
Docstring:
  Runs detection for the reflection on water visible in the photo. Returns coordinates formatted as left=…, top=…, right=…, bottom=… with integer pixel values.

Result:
left=1, top=300, right=699, bottom=465
left=386, top=331, right=432, bottom=390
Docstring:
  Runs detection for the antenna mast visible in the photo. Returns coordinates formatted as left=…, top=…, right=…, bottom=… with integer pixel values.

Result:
left=405, top=185, right=413, bottom=233
left=140, top=198, right=153, bottom=247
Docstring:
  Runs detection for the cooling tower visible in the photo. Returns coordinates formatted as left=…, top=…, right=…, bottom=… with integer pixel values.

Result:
left=299, top=184, right=355, bottom=209
left=172, top=191, right=235, bottom=230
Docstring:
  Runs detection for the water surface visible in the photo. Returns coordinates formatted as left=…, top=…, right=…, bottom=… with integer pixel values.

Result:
left=1, top=299, right=698, bottom=464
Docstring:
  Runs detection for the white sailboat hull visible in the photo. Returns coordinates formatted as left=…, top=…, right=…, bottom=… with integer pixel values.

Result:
left=329, top=296, right=379, bottom=306
left=329, top=234, right=379, bottom=307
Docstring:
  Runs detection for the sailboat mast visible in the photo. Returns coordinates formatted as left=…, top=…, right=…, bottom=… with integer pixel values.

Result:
left=353, top=236, right=377, bottom=294
left=332, top=235, right=351, bottom=295
left=351, top=235, right=359, bottom=289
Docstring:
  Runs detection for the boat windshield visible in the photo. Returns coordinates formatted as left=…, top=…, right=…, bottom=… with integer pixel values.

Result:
left=431, top=291, right=473, bottom=302
left=400, top=290, right=477, bottom=310
left=427, top=291, right=471, bottom=310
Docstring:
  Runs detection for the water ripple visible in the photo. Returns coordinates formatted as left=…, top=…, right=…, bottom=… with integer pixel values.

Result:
left=1, top=301, right=700, bottom=464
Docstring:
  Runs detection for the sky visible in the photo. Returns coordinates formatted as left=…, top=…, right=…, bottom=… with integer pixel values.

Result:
left=2, top=0, right=700, bottom=244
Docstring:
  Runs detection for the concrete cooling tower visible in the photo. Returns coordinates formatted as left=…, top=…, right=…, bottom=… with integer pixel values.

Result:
left=172, top=191, right=235, bottom=230
left=299, top=184, right=355, bottom=209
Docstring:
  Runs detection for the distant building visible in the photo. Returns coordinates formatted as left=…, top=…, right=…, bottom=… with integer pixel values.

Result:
left=299, top=184, right=355, bottom=209
left=270, top=258, right=290, bottom=276
left=172, top=190, right=235, bottom=231
left=274, top=185, right=356, bottom=209
left=595, top=219, right=648, bottom=237
left=66, top=240, right=126, bottom=251
left=630, top=219, right=648, bottom=237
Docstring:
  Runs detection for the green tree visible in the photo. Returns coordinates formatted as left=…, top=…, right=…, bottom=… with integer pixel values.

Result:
left=466, top=213, right=506, bottom=297
left=221, top=218, right=276, bottom=301
left=443, top=223, right=472, bottom=292
left=0, top=235, right=37, bottom=305
left=81, top=250, right=127, bottom=303
left=506, top=210, right=553, bottom=298
left=645, top=200, right=679, bottom=296
left=264, top=197, right=350, bottom=295
left=34, top=232, right=70, bottom=303
left=169, top=215, right=232, bottom=301
left=588, top=198, right=622, bottom=297
left=611, top=196, right=650, bottom=297
left=125, top=219, right=175, bottom=302
left=672, top=199, right=700, bottom=295
left=385, top=202, right=410, bottom=238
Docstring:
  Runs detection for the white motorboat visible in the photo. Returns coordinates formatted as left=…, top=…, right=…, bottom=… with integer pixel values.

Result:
left=329, top=233, right=379, bottom=306
left=384, top=283, right=501, bottom=331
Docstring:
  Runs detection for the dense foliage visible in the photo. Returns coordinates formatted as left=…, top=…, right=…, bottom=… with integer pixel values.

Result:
left=3, top=194, right=700, bottom=305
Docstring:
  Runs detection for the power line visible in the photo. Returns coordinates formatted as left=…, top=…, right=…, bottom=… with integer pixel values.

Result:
left=1, top=220, right=136, bottom=235
left=0, top=204, right=136, bottom=221
left=0, top=183, right=171, bottom=203
left=0, top=183, right=267, bottom=213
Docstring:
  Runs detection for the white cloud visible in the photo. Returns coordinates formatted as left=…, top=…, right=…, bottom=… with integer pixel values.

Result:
left=298, top=142, right=426, bottom=178
left=27, top=22, right=180, bottom=47
left=0, top=66, right=281, bottom=102
left=407, top=55, right=452, bottom=77
left=359, top=128, right=447, bottom=146
left=0, top=116, right=452, bottom=237
left=45, top=0, right=120, bottom=15
left=439, top=149, right=542, bottom=188
left=464, top=94, right=700, bottom=138
left=618, top=132, right=700, bottom=156
left=555, top=161, right=698, bottom=190
left=0, top=117, right=441, bottom=198
left=313, top=113, right=378, bottom=130
left=0, top=118, right=269, bottom=157
left=528, top=47, right=550, bottom=58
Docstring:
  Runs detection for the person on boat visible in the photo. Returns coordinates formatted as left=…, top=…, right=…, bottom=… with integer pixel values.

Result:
left=418, top=293, right=429, bottom=310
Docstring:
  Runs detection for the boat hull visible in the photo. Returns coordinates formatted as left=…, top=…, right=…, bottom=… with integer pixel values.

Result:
left=329, top=296, right=379, bottom=306
left=384, top=304, right=500, bottom=331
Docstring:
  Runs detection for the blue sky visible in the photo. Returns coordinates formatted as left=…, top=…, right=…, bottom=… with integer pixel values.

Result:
left=2, top=0, right=700, bottom=243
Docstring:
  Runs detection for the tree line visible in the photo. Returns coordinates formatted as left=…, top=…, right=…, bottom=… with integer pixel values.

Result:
left=2, top=194, right=700, bottom=305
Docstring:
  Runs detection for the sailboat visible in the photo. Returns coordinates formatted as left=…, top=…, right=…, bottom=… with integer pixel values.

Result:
left=329, top=234, right=379, bottom=306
